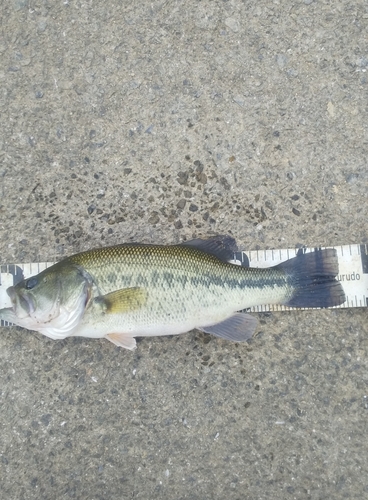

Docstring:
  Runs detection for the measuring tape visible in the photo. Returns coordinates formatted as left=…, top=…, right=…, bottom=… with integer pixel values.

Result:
left=1, top=243, right=367, bottom=326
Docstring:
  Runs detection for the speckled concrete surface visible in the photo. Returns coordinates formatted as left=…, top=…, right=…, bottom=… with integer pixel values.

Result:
left=0, top=1, right=367, bottom=498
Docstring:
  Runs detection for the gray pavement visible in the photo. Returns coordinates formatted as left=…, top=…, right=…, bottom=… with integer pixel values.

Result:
left=1, top=1, right=367, bottom=498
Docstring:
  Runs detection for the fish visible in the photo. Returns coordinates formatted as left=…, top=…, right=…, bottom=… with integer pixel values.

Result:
left=0, top=236, right=345, bottom=350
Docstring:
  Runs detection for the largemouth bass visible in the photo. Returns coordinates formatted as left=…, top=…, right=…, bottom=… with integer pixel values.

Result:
left=0, top=236, right=345, bottom=350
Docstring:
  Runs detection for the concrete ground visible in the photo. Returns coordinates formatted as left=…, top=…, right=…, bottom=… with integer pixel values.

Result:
left=1, top=0, right=367, bottom=498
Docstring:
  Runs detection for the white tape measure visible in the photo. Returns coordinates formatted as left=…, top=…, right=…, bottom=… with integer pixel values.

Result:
left=0, top=243, right=367, bottom=326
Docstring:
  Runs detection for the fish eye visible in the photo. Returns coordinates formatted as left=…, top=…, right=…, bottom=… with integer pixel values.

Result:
left=25, top=277, right=38, bottom=290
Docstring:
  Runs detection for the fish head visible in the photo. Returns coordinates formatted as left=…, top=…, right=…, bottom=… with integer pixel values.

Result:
left=4, top=262, right=92, bottom=338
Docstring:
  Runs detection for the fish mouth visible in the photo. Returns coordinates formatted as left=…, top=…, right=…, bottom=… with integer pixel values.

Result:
left=7, top=286, right=36, bottom=316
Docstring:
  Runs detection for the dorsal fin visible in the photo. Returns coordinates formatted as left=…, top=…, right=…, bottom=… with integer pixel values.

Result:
left=179, top=235, right=238, bottom=262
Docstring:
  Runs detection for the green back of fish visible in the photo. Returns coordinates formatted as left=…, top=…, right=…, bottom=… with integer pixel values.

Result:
left=70, top=244, right=216, bottom=294
left=65, top=243, right=291, bottom=320
left=67, top=243, right=265, bottom=294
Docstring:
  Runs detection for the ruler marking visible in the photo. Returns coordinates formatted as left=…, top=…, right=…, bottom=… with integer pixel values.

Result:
left=360, top=244, right=368, bottom=274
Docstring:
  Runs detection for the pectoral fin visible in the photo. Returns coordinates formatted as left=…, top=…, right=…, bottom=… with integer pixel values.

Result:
left=199, top=313, right=257, bottom=342
left=96, top=287, right=147, bottom=314
left=106, top=333, right=137, bottom=350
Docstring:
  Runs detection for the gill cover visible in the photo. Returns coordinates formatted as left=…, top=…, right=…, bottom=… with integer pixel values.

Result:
left=5, top=262, right=93, bottom=339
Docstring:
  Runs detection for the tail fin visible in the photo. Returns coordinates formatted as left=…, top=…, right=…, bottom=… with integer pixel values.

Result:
left=275, top=248, right=346, bottom=308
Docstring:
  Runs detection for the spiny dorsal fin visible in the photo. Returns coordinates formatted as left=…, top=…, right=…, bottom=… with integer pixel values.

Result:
left=179, top=235, right=238, bottom=262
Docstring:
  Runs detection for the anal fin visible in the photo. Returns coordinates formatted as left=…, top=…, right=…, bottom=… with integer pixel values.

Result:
left=199, top=313, right=257, bottom=342
left=106, top=333, right=137, bottom=350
